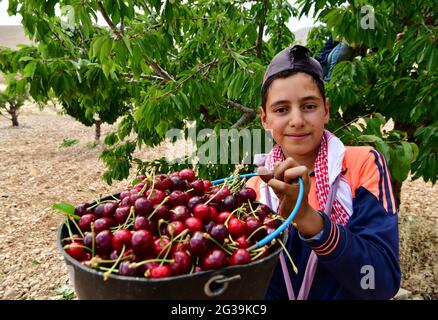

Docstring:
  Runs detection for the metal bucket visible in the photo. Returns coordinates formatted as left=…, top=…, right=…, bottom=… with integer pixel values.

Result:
left=56, top=195, right=287, bottom=300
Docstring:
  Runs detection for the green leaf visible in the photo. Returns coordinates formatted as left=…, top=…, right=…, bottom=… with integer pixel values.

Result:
left=357, top=135, right=382, bottom=143
left=122, top=36, right=132, bottom=56
left=32, top=259, right=41, bottom=265
left=100, top=38, right=113, bottom=62
left=51, top=202, right=76, bottom=216
left=23, top=61, right=37, bottom=78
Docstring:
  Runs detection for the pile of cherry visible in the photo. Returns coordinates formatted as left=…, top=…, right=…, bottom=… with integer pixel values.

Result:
left=61, top=168, right=284, bottom=279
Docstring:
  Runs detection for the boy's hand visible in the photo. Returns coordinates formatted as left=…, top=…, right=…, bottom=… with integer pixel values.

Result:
left=258, top=157, right=323, bottom=237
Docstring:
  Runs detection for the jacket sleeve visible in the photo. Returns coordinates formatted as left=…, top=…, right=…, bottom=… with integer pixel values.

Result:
left=302, top=149, right=401, bottom=299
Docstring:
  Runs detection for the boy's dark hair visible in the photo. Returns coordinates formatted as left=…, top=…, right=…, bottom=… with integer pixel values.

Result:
left=261, top=45, right=325, bottom=110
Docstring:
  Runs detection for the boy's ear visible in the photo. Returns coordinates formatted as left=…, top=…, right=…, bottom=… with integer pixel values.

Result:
left=259, top=106, right=268, bottom=129
left=324, top=97, right=330, bottom=124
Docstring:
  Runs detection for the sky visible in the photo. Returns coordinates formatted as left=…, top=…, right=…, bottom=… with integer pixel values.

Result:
left=0, top=0, right=315, bottom=32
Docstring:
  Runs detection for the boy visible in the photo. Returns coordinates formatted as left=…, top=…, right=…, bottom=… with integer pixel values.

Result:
left=246, top=45, right=400, bottom=299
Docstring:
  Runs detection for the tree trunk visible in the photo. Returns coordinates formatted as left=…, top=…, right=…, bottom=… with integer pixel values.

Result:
left=8, top=105, right=19, bottom=127
left=94, top=120, right=102, bottom=142
left=392, top=180, right=402, bottom=211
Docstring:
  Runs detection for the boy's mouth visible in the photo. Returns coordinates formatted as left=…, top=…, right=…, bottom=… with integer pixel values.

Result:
left=284, top=133, right=310, bottom=140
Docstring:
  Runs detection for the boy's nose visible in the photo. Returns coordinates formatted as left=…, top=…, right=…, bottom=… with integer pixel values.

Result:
left=288, top=108, right=305, bottom=127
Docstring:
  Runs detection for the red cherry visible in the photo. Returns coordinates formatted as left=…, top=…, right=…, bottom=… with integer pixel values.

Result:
left=65, top=241, right=85, bottom=260
left=193, top=204, right=211, bottom=223
left=235, top=235, right=253, bottom=249
left=134, top=197, right=154, bottom=216
left=114, top=206, right=130, bottom=224
left=202, top=180, right=212, bottom=192
left=229, top=248, right=251, bottom=265
left=185, top=217, right=204, bottom=233
left=154, top=174, right=173, bottom=190
left=119, top=190, right=130, bottom=200
left=146, top=189, right=166, bottom=205
left=78, top=214, right=96, bottom=232
left=103, top=202, right=118, bottom=217
left=112, top=229, right=132, bottom=253
left=228, top=217, right=245, bottom=237
left=169, top=205, right=190, bottom=222
left=166, top=221, right=187, bottom=238
left=217, top=211, right=231, bottom=224
left=95, top=230, right=113, bottom=255
left=74, top=204, right=89, bottom=217
left=188, top=180, right=204, bottom=195
left=168, top=190, right=187, bottom=207
left=153, top=236, right=171, bottom=257
left=263, top=216, right=278, bottom=229
left=169, top=251, right=192, bottom=275
left=179, top=168, right=196, bottom=182
left=131, top=230, right=154, bottom=256
left=202, top=249, right=228, bottom=270
left=133, top=216, right=156, bottom=232
left=149, top=265, right=171, bottom=278
left=188, top=231, right=210, bottom=256
left=209, top=206, right=219, bottom=223
left=93, top=217, right=116, bottom=234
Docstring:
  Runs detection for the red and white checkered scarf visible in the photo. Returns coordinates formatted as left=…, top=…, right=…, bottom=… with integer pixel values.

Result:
left=265, top=132, right=349, bottom=226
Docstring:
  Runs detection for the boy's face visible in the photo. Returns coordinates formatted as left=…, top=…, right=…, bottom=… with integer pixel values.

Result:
left=259, top=72, right=329, bottom=160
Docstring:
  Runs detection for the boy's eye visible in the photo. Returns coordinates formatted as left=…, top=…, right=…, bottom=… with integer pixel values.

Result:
left=274, top=107, right=288, bottom=113
left=303, top=104, right=317, bottom=110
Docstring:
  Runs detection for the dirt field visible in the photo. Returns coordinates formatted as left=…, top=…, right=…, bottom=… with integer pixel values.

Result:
left=0, top=103, right=437, bottom=300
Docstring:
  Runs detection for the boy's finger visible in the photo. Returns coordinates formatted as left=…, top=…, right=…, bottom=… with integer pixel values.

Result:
left=283, top=166, right=309, bottom=185
left=257, top=167, right=274, bottom=184
left=274, top=157, right=300, bottom=181
left=267, top=178, right=293, bottom=196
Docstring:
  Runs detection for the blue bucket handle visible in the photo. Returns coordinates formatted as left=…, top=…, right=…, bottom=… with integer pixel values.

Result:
left=212, top=174, right=304, bottom=250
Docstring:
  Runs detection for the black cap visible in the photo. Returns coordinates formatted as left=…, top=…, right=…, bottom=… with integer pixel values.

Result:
left=262, top=45, right=324, bottom=88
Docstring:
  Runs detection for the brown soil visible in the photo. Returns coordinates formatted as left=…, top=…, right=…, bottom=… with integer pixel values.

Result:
left=0, top=103, right=437, bottom=300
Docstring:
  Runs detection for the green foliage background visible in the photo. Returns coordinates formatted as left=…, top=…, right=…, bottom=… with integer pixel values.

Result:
left=0, top=0, right=436, bottom=205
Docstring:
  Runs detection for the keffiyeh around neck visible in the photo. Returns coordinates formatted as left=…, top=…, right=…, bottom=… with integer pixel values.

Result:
left=264, top=130, right=350, bottom=226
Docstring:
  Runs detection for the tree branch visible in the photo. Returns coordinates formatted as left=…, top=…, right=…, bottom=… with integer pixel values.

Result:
left=256, top=0, right=268, bottom=58
left=231, top=112, right=257, bottom=128
left=121, top=72, right=164, bottom=81
left=224, top=99, right=256, bottom=114
left=97, top=1, right=122, bottom=39
left=224, top=99, right=257, bottom=128
left=145, top=57, right=175, bottom=82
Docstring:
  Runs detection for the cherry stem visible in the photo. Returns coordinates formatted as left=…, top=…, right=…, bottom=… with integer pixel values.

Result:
left=251, top=246, right=268, bottom=261
left=90, top=222, right=95, bottom=257
left=278, top=239, right=298, bottom=274
left=247, top=225, right=267, bottom=241
left=158, top=229, right=189, bottom=263
left=203, top=233, right=233, bottom=255
left=147, top=196, right=170, bottom=220
left=130, top=258, right=174, bottom=268
left=64, top=218, right=74, bottom=240
left=109, top=194, right=121, bottom=203
left=121, top=206, right=136, bottom=229
left=247, top=200, right=259, bottom=219
left=86, top=199, right=117, bottom=211
left=145, top=171, right=156, bottom=198
left=98, top=266, right=119, bottom=272
left=63, top=243, right=93, bottom=253
left=157, top=219, right=168, bottom=237
left=69, top=216, right=84, bottom=238
left=61, top=235, right=83, bottom=244
left=103, top=245, right=126, bottom=281
left=203, top=178, right=229, bottom=205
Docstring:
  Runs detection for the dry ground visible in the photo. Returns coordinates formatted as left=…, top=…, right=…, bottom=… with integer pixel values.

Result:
left=0, top=103, right=437, bottom=300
